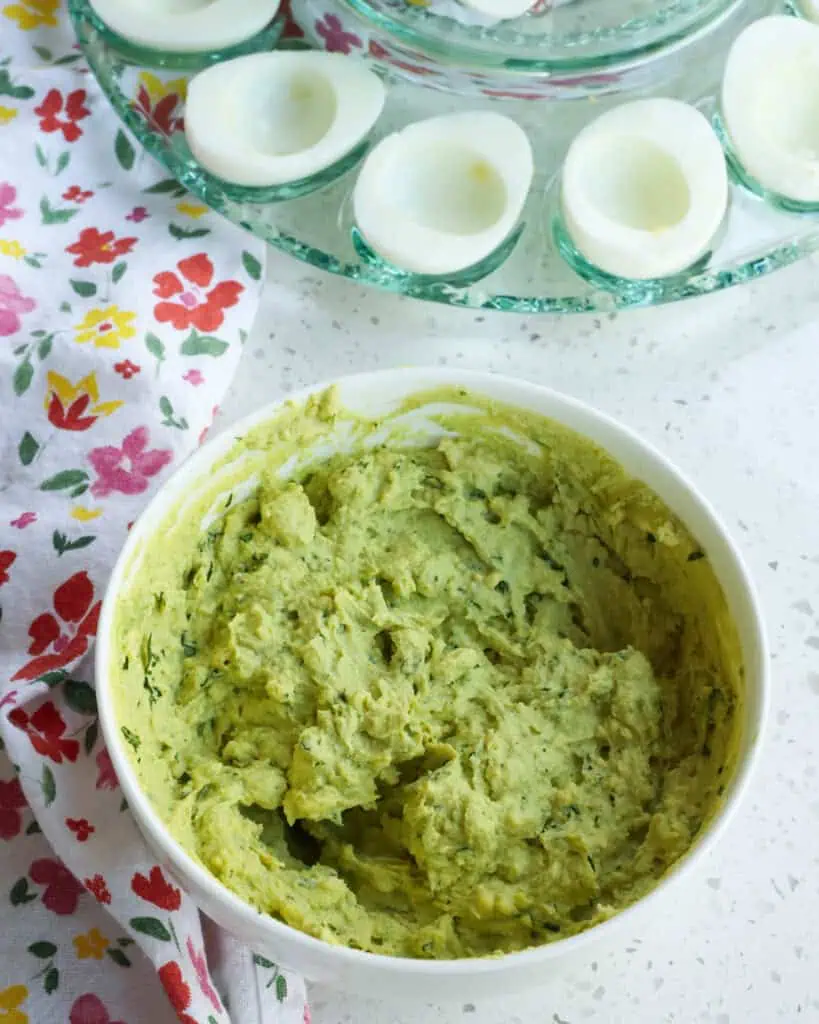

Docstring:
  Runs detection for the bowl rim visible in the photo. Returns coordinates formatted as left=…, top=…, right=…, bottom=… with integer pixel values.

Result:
left=95, top=366, right=770, bottom=975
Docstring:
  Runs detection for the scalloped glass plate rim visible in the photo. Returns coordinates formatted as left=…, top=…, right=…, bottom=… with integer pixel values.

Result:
left=339, top=0, right=743, bottom=70
left=69, top=0, right=819, bottom=314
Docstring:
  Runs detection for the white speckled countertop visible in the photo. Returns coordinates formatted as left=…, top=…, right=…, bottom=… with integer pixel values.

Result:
left=219, top=253, right=819, bottom=1024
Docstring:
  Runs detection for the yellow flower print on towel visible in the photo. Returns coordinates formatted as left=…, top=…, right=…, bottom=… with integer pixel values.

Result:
left=138, top=71, right=188, bottom=106
left=0, top=107, right=18, bottom=126
left=0, top=985, right=28, bottom=1024
left=2, top=0, right=58, bottom=30
left=45, top=372, right=123, bottom=431
left=72, top=927, right=109, bottom=961
left=0, top=240, right=26, bottom=259
left=175, top=201, right=208, bottom=220
left=136, top=72, right=187, bottom=136
left=74, top=306, right=136, bottom=349
left=71, top=505, right=103, bottom=522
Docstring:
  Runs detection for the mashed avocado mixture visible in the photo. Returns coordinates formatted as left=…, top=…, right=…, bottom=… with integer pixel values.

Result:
left=113, top=387, right=741, bottom=959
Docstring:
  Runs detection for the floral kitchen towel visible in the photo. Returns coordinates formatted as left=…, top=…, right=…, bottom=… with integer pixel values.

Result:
left=1, top=5, right=307, bottom=1023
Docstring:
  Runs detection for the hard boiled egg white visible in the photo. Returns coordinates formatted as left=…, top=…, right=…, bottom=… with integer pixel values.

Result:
left=801, top=0, right=819, bottom=22
left=89, top=0, right=280, bottom=53
left=457, top=0, right=536, bottom=20
left=561, top=97, right=728, bottom=280
left=353, top=111, right=533, bottom=276
left=185, top=52, right=386, bottom=187
left=722, top=15, right=819, bottom=204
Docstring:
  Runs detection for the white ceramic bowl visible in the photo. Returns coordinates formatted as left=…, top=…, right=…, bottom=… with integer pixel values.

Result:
left=95, top=369, right=768, bottom=1002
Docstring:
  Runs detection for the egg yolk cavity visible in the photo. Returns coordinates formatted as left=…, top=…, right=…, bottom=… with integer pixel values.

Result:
left=579, top=135, right=691, bottom=233
left=389, top=144, right=508, bottom=235
left=249, top=72, right=337, bottom=156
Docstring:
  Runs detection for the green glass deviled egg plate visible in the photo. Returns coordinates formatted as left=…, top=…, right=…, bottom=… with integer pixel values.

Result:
left=69, top=0, right=819, bottom=314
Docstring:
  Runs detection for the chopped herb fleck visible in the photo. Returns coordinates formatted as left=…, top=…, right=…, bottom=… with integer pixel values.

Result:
left=143, top=678, right=161, bottom=706
left=121, top=726, right=140, bottom=751
left=541, top=551, right=565, bottom=573
left=140, top=633, right=158, bottom=675
left=688, top=550, right=706, bottom=562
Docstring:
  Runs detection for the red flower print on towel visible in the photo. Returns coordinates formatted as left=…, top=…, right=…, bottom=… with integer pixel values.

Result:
left=367, top=40, right=437, bottom=76
left=153, top=253, right=243, bottom=332
left=9, top=702, right=80, bottom=763
left=0, top=182, right=23, bottom=227
left=0, top=274, right=36, bottom=336
left=84, top=874, right=112, bottom=905
left=135, top=83, right=184, bottom=137
left=0, top=550, right=16, bottom=586
left=29, top=857, right=85, bottom=915
left=66, top=227, right=137, bottom=268
left=131, top=866, right=182, bottom=912
left=35, top=88, right=91, bottom=142
left=12, top=572, right=101, bottom=681
left=46, top=371, right=123, bottom=432
left=125, top=205, right=149, bottom=223
left=0, top=777, right=26, bottom=840
left=315, top=13, right=361, bottom=53
left=95, top=748, right=119, bottom=790
left=280, top=0, right=305, bottom=39
left=63, top=185, right=94, bottom=204
left=114, top=359, right=140, bottom=379
left=66, top=817, right=95, bottom=842
left=88, top=427, right=172, bottom=499
left=69, top=993, right=126, bottom=1024
left=187, top=937, right=221, bottom=1012
left=47, top=393, right=96, bottom=431
left=198, top=405, right=219, bottom=446
left=159, top=961, right=197, bottom=1024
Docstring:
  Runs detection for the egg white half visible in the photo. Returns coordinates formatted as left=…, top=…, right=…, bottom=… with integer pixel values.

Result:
left=801, top=0, right=819, bottom=22
left=457, top=0, right=536, bottom=20
left=89, top=0, right=281, bottom=53
left=561, top=97, right=728, bottom=280
left=353, top=111, right=533, bottom=276
left=722, top=15, right=819, bottom=204
left=185, top=52, right=386, bottom=187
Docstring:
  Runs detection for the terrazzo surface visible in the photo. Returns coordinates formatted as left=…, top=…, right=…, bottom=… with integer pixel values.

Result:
left=218, top=253, right=819, bottom=1024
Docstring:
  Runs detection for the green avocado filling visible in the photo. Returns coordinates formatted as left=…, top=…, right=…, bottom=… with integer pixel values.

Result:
left=113, top=386, right=741, bottom=959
